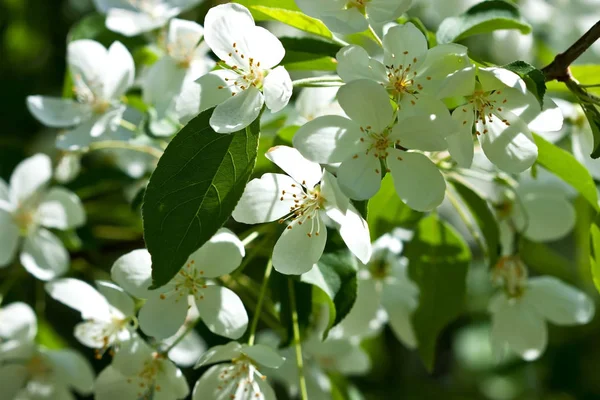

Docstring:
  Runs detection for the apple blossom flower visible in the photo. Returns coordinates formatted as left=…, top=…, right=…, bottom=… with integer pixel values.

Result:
left=111, top=228, right=249, bottom=339
left=144, top=18, right=215, bottom=134
left=293, top=79, right=451, bottom=209
left=233, top=146, right=372, bottom=274
left=192, top=341, right=284, bottom=400
left=489, top=256, right=595, bottom=361
left=0, top=154, right=85, bottom=280
left=441, top=66, right=563, bottom=173
left=27, top=40, right=135, bottom=150
left=336, top=23, right=470, bottom=106
left=45, top=279, right=136, bottom=356
left=95, top=336, right=189, bottom=400
left=93, top=0, right=203, bottom=37
left=0, top=302, right=37, bottom=363
left=295, top=0, right=413, bottom=34
left=290, top=87, right=345, bottom=125
left=176, top=3, right=292, bottom=133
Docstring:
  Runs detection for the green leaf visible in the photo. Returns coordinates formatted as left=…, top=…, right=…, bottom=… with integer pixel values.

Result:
left=546, top=65, right=600, bottom=96
left=235, top=0, right=300, bottom=11
left=301, top=250, right=358, bottom=338
left=503, top=60, right=546, bottom=107
left=533, top=133, right=599, bottom=211
left=280, top=37, right=341, bottom=71
left=142, top=109, right=260, bottom=287
left=590, top=215, right=600, bottom=292
left=450, top=179, right=500, bottom=266
left=581, top=103, right=600, bottom=159
left=436, top=0, right=531, bottom=44
left=367, top=175, right=423, bottom=240
left=405, top=215, right=470, bottom=371
left=249, top=6, right=333, bottom=39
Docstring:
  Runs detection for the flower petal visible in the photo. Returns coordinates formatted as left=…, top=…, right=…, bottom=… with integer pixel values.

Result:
left=232, top=173, right=301, bottom=224
left=512, top=193, right=575, bottom=242
left=196, top=285, right=248, bottom=339
left=106, top=8, right=168, bottom=36
left=95, top=366, right=140, bottom=400
left=210, top=86, right=264, bottom=133
left=138, top=290, right=189, bottom=339
left=168, top=18, right=204, bottom=61
left=478, top=110, right=537, bottom=174
left=387, top=150, right=446, bottom=211
left=45, top=278, right=112, bottom=321
left=110, top=249, right=153, bottom=298
left=44, top=348, right=95, bottom=394
left=526, top=97, right=564, bottom=133
left=95, top=280, right=135, bottom=317
left=38, top=187, right=86, bottom=230
left=367, top=0, right=412, bottom=24
left=143, top=57, right=187, bottom=119
left=478, top=67, right=527, bottom=94
left=337, top=152, right=382, bottom=200
left=337, top=79, right=393, bottom=133
left=383, top=23, right=428, bottom=70
left=415, top=44, right=470, bottom=95
left=68, top=39, right=108, bottom=93
left=525, top=277, right=595, bottom=325
left=293, top=115, right=362, bottom=163
left=321, top=8, right=368, bottom=34
left=10, top=153, right=52, bottom=205
left=0, top=209, right=19, bottom=267
left=26, top=96, right=90, bottom=128
left=195, top=341, right=243, bottom=368
left=186, top=228, right=245, bottom=278
left=436, top=66, right=476, bottom=99
left=332, top=279, right=384, bottom=338
left=167, top=329, right=207, bottom=367
left=263, top=66, right=292, bottom=112
left=242, top=344, right=285, bottom=369
left=381, top=279, right=419, bottom=348
left=103, top=41, right=135, bottom=99
left=112, top=336, right=154, bottom=376
left=320, top=170, right=350, bottom=222
left=446, top=104, right=475, bottom=167
left=20, top=228, right=69, bottom=281
left=0, top=364, right=29, bottom=399
left=155, top=359, right=190, bottom=400
left=336, top=45, right=387, bottom=83
left=265, top=146, right=323, bottom=189
left=339, top=204, right=372, bottom=264
left=272, top=216, right=327, bottom=275
left=245, top=26, right=286, bottom=69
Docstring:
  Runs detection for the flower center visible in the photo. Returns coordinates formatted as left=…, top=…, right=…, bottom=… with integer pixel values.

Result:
left=73, top=74, right=111, bottom=114
left=493, top=255, right=527, bottom=297
left=211, top=359, right=267, bottom=400
left=158, top=260, right=208, bottom=302
left=467, top=90, right=510, bottom=135
left=12, top=207, right=36, bottom=236
left=368, top=257, right=391, bottom=280
left=26, top=355, right=52, bottom=378
left=359, top=126, right=398, bottom=160
left=278, top=182, right=325, bottom=238
left=346, top=0, right=370, bottom=9
left=217, top=42, right=265, bottom=96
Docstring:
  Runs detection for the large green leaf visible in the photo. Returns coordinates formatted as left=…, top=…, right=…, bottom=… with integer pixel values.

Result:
left=301, top=250, right=358, bottom=338
left=250, top=6, right=332, bottom=39
left=437, top=0, right=531, bottom=44
left=235, top=0, right=300, bottom=11
left=143, top=109, right=260, bottom=287
left=590, top=216, right=600, bottom=292
left=405, top=215, right=470, bottom=371
left=450, top=179, right=500, bottom=266
left=534, top=133, right=599, bottom=211
left=367, top=175, right=423, bottom=240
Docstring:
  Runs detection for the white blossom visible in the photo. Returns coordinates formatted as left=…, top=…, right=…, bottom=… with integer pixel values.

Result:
left=27, top=40, right=135, bottom=150
left=290, top=87, right=345, bottom=125
left=0, top=302, right=37, bottom=363
left=111, top=228, right=249, bottom=339
left=0, top=154, right=85, bottom=280
left=192, top=341, right=284, bottom=400
left=176, top=3, right=292, bottom=133
left=233, top=146, right=372, bottom=274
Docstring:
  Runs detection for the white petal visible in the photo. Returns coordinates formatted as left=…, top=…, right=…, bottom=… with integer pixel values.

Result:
left=478, top=111, right=537, bottom=174
left=55, top=120, right=95, bottom=151
left=527, top=97, right=564, bottom=133
left=95, top=366, right=140, bottom=400
left=295, top=87, right=340, bottom=120
left=37, top=188, right=85, bottom=230
left=333, top=279, right=385, bottom=338
left=339, top=203, right=372, bottom=264
left=490, top=296, right=547, bottom=361
left=20, top=228, right=69, bottom=281
left=110, top=249, right=153, bottom=298
left=192, top=364, right=235, bottom=400
left=387, top=150, right=446, bottom=211
left=168, top=18, right=204, bottom=60
left=272, top=217, right=327, bottom=275
left=0, top=302, right=37, bottom=342
left=175, top=69, right=235, bottom=124
left=367, top=0, right=412, bottom=24
left=337, top=152, right=382, bottom=200
left=337, top=79, right=393, bottom=133
left=242, top=344, right=285, bottom=369
left=232, top=173, right=300, bottom=224
left=155, top=359, right=190, bottom=400
left=0, top=178, right=8, bottom=201
left=103, top=41, right=135, bottom=99
left=265, top=146, right=323, bottom=189
left=392, top=105, right=452, bottom=151
left=167, top=329, right=207, bottom=367
left=210, top=86, right=264, bottom=133
left=45, top=278, right=112, bottom=321
left=195, top=342, right=243, bottom=368
left=381, top=279, right=419, bottom=348
left=321, top=8, right=368, bottom=34
left=478, top=67, right=527, bottom=94
left=143, top=57, right=187, bottom=119
left=320, top=170, right=350, bottom=222
left=572, top=126, right=600, bottom=180
left=95, top=280, right=135, bottom=317
left=292, top=115, right=362, bottom=163
left=436, top=66, right=476, bottom=99
left=0, top=209, right=20, bottom=267
left=525, top=277, right=595, bottom=325
left=415, top=44, right=470, bottom=95
left=263, top=66, right=292, bottom=113
left=446, top=104, right=475, bottom=167
left=10, top=154, right=52, bottom=204
left=74, top=320, right=126, bottom=348
left=26, top=96, right=89, bottom=128
left=112, top=336, right=154, bottom=376
left=106, top=8, right=168, bottom=36
left=68, top=39, right=108, bottom=94
left=138, top=290, right=189, bottom=339
left=44, top=348, right=95, bottom=394
left=513, top=194, right=575, bottom=242
left=245, top=26, right=286, bottom=69
left=0, top=364, right=28, bottom=399
left=336, top=45, right=387, bottom=83
left=383, top=23, right=428, bottom=69
left=186, top=228, right=245, bottom=278
left=196, top=285, right=248, bottom=339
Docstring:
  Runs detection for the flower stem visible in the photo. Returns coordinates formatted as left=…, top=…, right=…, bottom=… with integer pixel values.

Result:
left=119, top=119, right=139, bottom=132
left=87, top=140, right=163, bottom=159
left=247, top=259, right=274, bottom=346
left=368, top=25, right=384, bottom=47
left=289, top=278, right=309, bottom=400
left=292, top=76, right=344, bottom=88
left=162, top=320, right=198, bottom=354
left=330, top=34, right=350, bottom=47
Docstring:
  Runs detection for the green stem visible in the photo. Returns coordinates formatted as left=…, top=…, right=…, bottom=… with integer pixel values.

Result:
left=292, top=76, right=344, bottom=88
left=368, top=25, right=383, bottom=47
left=88, top=140, right=163, bottom=159
left=119, top=119, right=139, bottom=132
left=330, top=34, right=350, bottom=47
left=289, top=278, right=309, bottom=400
left=247, top=259, right=274, bottom=346
left=162, top=320, right=198, bottom=354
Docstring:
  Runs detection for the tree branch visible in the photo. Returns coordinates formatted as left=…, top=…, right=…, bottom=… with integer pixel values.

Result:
left=542, top=19, right=600, bottom=82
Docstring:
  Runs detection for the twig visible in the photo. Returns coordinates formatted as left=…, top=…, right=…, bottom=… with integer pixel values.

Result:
left=247, top=259, right=274, bottom=346
left=289, top=278, right=309, bottom=400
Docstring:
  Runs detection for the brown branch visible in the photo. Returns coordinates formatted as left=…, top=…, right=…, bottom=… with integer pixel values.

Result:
left=541, top=19, right=600, bottom=82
